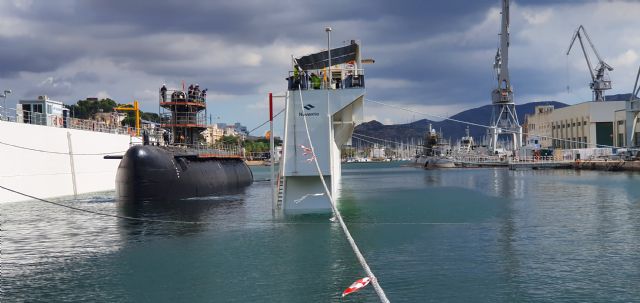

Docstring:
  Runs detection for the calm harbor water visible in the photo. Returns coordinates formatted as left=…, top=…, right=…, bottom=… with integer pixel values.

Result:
left=2, top=163, right=640, bottom=302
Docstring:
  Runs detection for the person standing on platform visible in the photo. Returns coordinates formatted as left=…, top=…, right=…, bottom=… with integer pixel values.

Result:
left=194, top=84, right=200, bottom=102
left=188, top=84, right=194, bottom=102
left=160, top=84, right=167, bottom=102
left=201, top=88, right=208, bottom=102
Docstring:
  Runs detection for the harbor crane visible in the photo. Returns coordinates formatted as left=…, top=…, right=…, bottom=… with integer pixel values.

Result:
left=626, top=65, right=640, bottom=147
left=566, top=25, right=613, bottom=102
left=489, top=0, right=522, bottom=152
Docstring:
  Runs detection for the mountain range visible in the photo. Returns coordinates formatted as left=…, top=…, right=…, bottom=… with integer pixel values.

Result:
left=353, top=93, right=633, bottom=144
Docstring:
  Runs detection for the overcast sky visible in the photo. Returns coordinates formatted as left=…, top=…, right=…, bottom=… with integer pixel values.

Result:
left=1, top=0, right=639, bottom=134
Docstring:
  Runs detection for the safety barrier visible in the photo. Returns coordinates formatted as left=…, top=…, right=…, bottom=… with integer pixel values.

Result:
left=288, top=68, right=365, bottom=90
left=3, top=107, right=149, bottom=136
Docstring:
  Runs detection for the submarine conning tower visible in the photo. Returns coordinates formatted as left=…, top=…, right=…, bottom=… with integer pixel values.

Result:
left=277, top=39, right=367, bottom=214
left=160, top=84, right=208, bottom=146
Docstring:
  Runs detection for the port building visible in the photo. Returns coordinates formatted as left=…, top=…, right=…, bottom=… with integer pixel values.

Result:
left=524, top=101, right=637, bottom=149
left=614, top=109, right=640, bottom=147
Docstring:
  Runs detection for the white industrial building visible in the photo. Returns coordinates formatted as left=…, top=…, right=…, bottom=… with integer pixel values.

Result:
left=524, top=101, right=636, bottom=149
left=614, top=109, right=640, bottom=147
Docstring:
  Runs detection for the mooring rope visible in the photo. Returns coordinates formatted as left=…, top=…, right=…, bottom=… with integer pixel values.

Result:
left=352, top=133, right=421, bottom=150
left=0, top=185, right=215, bottom=224
left=0, top=139, right=127, bottom=156
left=0, top=184, right=471, bottom=228
left=246, top=108, right=285, bottom=135
left=297, top=88, right=391, bottom=302
left=352, top=132, right=421, bottom=149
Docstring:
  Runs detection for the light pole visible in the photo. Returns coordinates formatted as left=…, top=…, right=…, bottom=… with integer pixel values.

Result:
left=325, top=27, right=332, bottom=88
left=1, top=89, right=11, bottom=121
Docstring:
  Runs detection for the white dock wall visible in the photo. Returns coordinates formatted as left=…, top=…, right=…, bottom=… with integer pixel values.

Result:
left=0, top=121, right=131, bottom=203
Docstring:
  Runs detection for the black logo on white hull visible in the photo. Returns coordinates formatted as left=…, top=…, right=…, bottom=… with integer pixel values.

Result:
left=300, top=104, right=319, bottom=116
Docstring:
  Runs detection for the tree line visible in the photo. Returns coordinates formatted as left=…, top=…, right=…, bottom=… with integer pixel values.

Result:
left=64, top=98, right=159, bottom=126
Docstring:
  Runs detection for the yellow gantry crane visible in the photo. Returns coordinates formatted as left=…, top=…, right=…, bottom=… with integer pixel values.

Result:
left=114, top=100, right=140, bottom=136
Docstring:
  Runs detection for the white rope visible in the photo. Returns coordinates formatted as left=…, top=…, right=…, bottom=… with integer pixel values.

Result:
left=366, top=98, right=619, bottom=149
left=0, top=139, right=127, bottom=155
left=297, top=88, right=390, bottom=302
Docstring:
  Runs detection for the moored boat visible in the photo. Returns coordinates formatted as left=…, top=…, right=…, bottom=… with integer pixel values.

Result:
left=412, top=124, right=455, bottom=169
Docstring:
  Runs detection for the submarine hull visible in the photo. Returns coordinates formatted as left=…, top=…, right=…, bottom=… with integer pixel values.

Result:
left=116, top=145, right=253, bottom=202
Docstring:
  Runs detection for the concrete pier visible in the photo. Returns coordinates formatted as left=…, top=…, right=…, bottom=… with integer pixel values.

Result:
left=572, top=160, right=640, bottom=171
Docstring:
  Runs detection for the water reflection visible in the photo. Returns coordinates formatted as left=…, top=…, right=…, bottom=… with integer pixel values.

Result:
left=422, top=168, right=526, bottom=199
left=116, top=191, right=248, bottom=238
left=0, top=193, right=123, bottom=280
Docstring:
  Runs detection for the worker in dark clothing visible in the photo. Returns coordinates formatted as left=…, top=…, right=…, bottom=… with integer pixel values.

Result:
left=142, top=130, right=150, bottom=145
left=194, top=84, right=200, bottom=102
left=160, top=84, right=167, bottom=102
left=163, top=131, right=170, bottom=145
left=201, top=88, right=208, bottom=101
left=188, top=84, right=194, bottom=102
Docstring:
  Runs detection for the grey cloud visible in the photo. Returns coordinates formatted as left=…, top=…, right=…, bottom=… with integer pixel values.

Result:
left=24, top=77, right=74, bottom=98
left=0, top=37, right=82, bottom=77
left=0, top=0, right=614, bottom=115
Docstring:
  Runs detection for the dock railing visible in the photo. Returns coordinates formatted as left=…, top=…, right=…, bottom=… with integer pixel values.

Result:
left=287, top=68, right=365, bottom=91
left=511, top=156, right=560, bottom=163
left=452, top=154, right=507, bottom=165
left=4, top=106, right=141, bottom=136
left=2, top=106, right=253, bottom=159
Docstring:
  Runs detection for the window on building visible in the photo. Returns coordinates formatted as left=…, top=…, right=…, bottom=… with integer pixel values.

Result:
left=618, top=120, right=624, bottom=126
left=47, top=104, right=52, bottom=114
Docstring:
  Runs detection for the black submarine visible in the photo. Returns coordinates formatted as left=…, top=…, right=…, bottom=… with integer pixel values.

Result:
left=113, top=84, right=253, bottom=202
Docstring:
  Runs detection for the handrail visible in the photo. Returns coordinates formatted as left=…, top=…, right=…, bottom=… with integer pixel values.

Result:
left=161, top=88, right=207, bottom=105
left=3, top=106, right=146, bottom=136
left=2, top=106, right=247, bottom=158
left=288, top=68, right=365, bottom=91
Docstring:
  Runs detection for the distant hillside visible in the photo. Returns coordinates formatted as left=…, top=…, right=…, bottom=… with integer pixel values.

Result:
left=605, top=93, right=632, bottom=101
left=354, top=101, right=569, bottom=143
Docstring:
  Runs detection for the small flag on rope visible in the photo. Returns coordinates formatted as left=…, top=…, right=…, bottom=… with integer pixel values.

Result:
left=342, top=277, right=371, bottom=297
left=300, top=145, right=316, bottom=162
left=300, top=144, right=313, bottom=155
